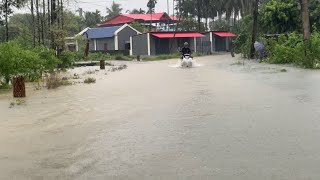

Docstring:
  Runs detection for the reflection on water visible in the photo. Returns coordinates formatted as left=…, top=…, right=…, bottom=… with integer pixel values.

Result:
left=1, top=55, right=320, bottom=179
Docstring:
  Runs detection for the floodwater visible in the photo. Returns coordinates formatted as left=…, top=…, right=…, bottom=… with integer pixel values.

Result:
left=1, top=54, right=320, bottom=179
left=169, top=59, right=202, bottom=68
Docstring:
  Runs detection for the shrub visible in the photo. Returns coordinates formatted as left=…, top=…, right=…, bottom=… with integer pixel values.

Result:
left=46, top=72, right=72, bottom=89
left=84, top=77, right=96, bottom=84
left=88, top=52, right=111, bottom=61
left=114, top=55, right=133, bottom=61
left=34, top=46, right=61, bottom=72
left=59, top=50, right=75, bottom=69
left=0, top=42, right=42, bottom=84
left=265, top=31, right=320, bottom=68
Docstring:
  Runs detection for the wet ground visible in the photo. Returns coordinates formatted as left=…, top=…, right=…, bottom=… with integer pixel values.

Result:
left=1, top=54, right=320, bottom=179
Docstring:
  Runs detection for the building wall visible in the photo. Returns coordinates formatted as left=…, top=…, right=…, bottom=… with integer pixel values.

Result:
left=150, top=36, right=157, bottom=55
left=196, top=34, right=211, bottom=54
left=117, top=26, right=139, bottom=50
left=96, top=38, right=115, bottom=51
left=169, top=39, right=178, bottom=53
left=89, top=40, right=95, bottom=51
left=214, top=35, right=227, bottom=51
left=132, top=33, right=149, bottom=56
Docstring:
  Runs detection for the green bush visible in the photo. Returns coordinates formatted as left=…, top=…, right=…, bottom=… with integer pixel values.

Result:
left=59, top=50, right=75, bottom=69
left=0, top=42, right=42, bottom=84
left=266, top=31, right=320, bottom=68
left=88, top=52, right=111, bottom=61
left=84, top=77, right=96, bottom=84
left=234, top=16, right=253, bottom=58
left=34, top=46, right=61, bottom=72
left=114, top=55, right=133, bottom=61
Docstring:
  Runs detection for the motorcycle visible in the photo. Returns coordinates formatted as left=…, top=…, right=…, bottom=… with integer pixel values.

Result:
left=181, top=54, right=193, bottom=68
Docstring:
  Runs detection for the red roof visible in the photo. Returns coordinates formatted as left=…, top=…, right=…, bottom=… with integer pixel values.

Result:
left=151, top=32, right=205, bottom=38
left=213, top=32, right=236, bottom=37
left=99, top=12, right=178, bottom=26
left=125, top=13, right=170, bottom=21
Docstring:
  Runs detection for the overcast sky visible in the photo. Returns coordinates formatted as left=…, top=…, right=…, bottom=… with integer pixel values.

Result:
left=65, top=0, right=175, bottom=16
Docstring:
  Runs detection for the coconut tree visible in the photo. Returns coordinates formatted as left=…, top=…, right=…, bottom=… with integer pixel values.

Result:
left=106, top=1, right=123, bottom=20
left=147, top=0, right=157, bottom=31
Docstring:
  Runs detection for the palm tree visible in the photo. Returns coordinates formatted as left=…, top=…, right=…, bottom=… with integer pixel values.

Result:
left=127, top=8, right=146, bottom=14
left=106, top=1, right=123, bottom=20
left=147, top=0, right=157, bottom=31
left=147, top=0, right=157, bottom=14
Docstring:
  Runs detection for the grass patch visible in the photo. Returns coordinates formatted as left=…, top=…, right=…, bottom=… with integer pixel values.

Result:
left=0, top=84, right=12, bottom=90
left=9, top=99, right=26, bottom=108
left=46, top=73, right=73, bottom=89
left=113, top=55, right=134, bottom=61
left=84, top=77, right=96, bottom=84
left=280, top=68, right=287, bottom=72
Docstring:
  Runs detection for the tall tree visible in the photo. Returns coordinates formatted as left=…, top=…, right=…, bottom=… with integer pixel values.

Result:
left=36, top=0, right=40, bottom=45
left=30, top=0, right=36, bottom=46
left=128, top=8, right=146, bottom=14
left=300, top=0, right=310, bottom=41
left=147, top=0, right=157, bottom=31
left=0, top=0, right=25, bottom=42
left=83, top=10, right=103, bottom=27
left=106, top=1, right=122, bottom=20
left=250, top=0, right=259, bottom=59
left=147, top=0, right=157, bottom=14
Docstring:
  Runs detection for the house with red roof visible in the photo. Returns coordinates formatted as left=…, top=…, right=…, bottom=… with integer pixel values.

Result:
left=201, top=31, right=237, bottom=52
left=98, top=12, right=178, bottom=32
left=131, top=31, right=205, bottom=56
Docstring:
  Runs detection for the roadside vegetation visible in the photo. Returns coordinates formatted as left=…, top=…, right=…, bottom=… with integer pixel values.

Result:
left=233, top=0, right=320, bottom=68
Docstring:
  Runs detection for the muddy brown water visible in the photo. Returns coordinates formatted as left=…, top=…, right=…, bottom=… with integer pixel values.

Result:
left=1, top=55, right=320, bottom=179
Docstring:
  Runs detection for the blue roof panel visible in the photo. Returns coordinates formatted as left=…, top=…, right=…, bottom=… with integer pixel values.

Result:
left=85, top=26, right=121, bottom=39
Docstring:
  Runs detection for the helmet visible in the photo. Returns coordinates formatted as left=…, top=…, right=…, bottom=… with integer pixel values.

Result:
left=184, top=42, right=189, bottom=47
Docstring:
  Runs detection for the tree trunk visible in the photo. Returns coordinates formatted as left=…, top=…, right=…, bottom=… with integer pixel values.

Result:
left=250, top=0, right=259, bottom=59
left=42, top=0, right=45, bottom=45
left=31, top=0, right=36, bottom=47
left=12, top=76, right=26, bottom=98
left=4, top=0, right=9, bottom=42
left=51, top=0, right=57, bottom=49
left=47, top=0, right=51, bottom=47
left=300, top=0, right=310, bottom=41
left=61, top=0, right=64, bottom=30
left=300, top=0, right=312, bottom=67
left=197, top=0, right=201, bottom=32
left=57, top=0, right=60, bottom=26
left=36, top=0, right=41, bottom=46
left=100, top=60, right=105, bottom=70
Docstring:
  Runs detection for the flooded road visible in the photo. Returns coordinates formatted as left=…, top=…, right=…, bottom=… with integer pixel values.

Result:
left=1, top=54, right=320, bottom=179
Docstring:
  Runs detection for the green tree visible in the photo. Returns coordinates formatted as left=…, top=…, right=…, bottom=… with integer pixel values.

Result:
left=147, top=0, right=157, bottom=13
left=0, top=0, right=26, bottom=42
left=128, top=8, right=146, bottom=14
left=260, top=0, right=301, bottom=34
left=106, top=1, right=122, bottom=20
left=83, top=10, right=103, bottom=27
left=130, top=21, right=144, bottom=32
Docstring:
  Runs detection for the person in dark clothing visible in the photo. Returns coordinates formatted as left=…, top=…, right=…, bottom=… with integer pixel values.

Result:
left=180, top=42, right=192, bottom=59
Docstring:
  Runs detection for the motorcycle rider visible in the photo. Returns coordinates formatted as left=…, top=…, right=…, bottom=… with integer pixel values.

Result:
left=180, top=42, right=192, bottom=60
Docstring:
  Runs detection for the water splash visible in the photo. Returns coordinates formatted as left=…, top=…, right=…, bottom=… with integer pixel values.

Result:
left=169, top=59, right=203, bottom=68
